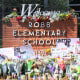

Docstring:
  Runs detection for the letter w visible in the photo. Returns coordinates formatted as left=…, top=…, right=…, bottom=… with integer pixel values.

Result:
left=21, top=4, right=39, bottom=17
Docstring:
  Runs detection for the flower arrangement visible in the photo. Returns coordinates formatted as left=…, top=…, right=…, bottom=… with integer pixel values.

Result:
left=46, top=49, right=51, bottom=56
left=3, top=8, right=78, bottom=23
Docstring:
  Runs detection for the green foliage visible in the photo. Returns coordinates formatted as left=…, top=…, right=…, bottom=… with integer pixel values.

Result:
left=1, top=0, right=70, bottom=11
left=58, top=13, right=68, bottom=20
left=30, top=71, right=35, bottom=77
left=2, top=0, right=42, bottom=6
left=48, top=0, right=70, bottom=11
left=4, top=16, right=10, bottom=23
left=71, top=12, right=79, bottom=17
left=11, top=12, right=18, bottom=17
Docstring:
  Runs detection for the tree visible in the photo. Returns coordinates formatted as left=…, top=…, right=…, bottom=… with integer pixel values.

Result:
left=0, top=0, right=73, bottom=17
left=48, top=0, right=70, bottom=11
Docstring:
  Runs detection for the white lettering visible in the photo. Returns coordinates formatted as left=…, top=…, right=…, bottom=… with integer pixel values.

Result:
left=47, top=22, right=50, bottom=28
left=39, top=39, right=44, bottom=45
left=23, top=39, right=27, bottom=45
left=13, top=30, right=17, bottom=36
left=57, top=30, right=60, bottom=36
left=41, top=31, right=46, bottom=36
left=62, top=30, right=66, bottom=36
left=47, top=30, right=50, bottom=36
left=46, top=39, right=51, bottom=45
left=36, top=30, right=40, bottom=36
left=51, top=30, right=55, bottom=36
left=34, top=22, right=39, bottom=27
left=29, top=22, right=32, bottom=27
left=18, top=30, right=22, bottom=36
left=29, top=31, right=34, bottom=36
left=33, top=39, right=37, bottom=45
left=21, top=4, right=39, bottom=17
left=23, top=30, right=27, bottom=36
left=27, top=39, right=32, bottom=44
left=41, top=22, right=45, bottom=28
left=53, top=39, right=56, bottom=45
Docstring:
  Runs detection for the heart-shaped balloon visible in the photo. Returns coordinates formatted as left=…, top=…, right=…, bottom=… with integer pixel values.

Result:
left=59, top=64, right=65, bottom=70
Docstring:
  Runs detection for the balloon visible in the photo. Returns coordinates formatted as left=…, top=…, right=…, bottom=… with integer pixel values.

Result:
left=59, top=64, right=65, bottom=70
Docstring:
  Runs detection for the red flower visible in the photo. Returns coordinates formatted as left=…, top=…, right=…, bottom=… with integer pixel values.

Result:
left=70, top=52, right=73, bottom=54
left=65, top=55, right=67, bottom=57
left=40, top=16, right=43, bottom=21
left=77, top=53, right=80, bottom=54
left=28, top=17, right=32, bottom=19
left=46, top=16, right=50, bottom=20
left=71, top=59, right=73, bottom=61
left=36, top=18, right=41, bottom=23
left=67, top=59, right=69, bottom=61
left=16, top=16, right=22, bottom=21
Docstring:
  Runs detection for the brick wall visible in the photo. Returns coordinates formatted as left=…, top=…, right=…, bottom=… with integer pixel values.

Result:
left=2, top=18, right=77, bottom=52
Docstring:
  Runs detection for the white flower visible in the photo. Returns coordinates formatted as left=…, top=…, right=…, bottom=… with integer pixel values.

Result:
left=72, top=73, right=78, bottom=77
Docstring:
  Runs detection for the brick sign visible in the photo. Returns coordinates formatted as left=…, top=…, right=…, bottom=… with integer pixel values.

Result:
left=3, top=18, right=77, bottom=54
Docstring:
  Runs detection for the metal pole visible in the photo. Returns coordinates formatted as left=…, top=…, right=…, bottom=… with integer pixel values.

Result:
left=2, top=0, right=4, bottom=18
left=67, top=0, right=69, bottom=6
left=44, top=0, right=48, bottom=9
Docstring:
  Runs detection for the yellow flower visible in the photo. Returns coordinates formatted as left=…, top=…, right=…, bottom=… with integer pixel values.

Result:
left=46, top=49, right=51, bottom=52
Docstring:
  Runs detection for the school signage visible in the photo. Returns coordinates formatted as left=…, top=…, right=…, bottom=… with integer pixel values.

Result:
left=3, top=4, right=77, bottom=54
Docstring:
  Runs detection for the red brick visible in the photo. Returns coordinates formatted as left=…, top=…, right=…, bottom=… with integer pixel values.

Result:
left=2, top=18, right=77, bottom=51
